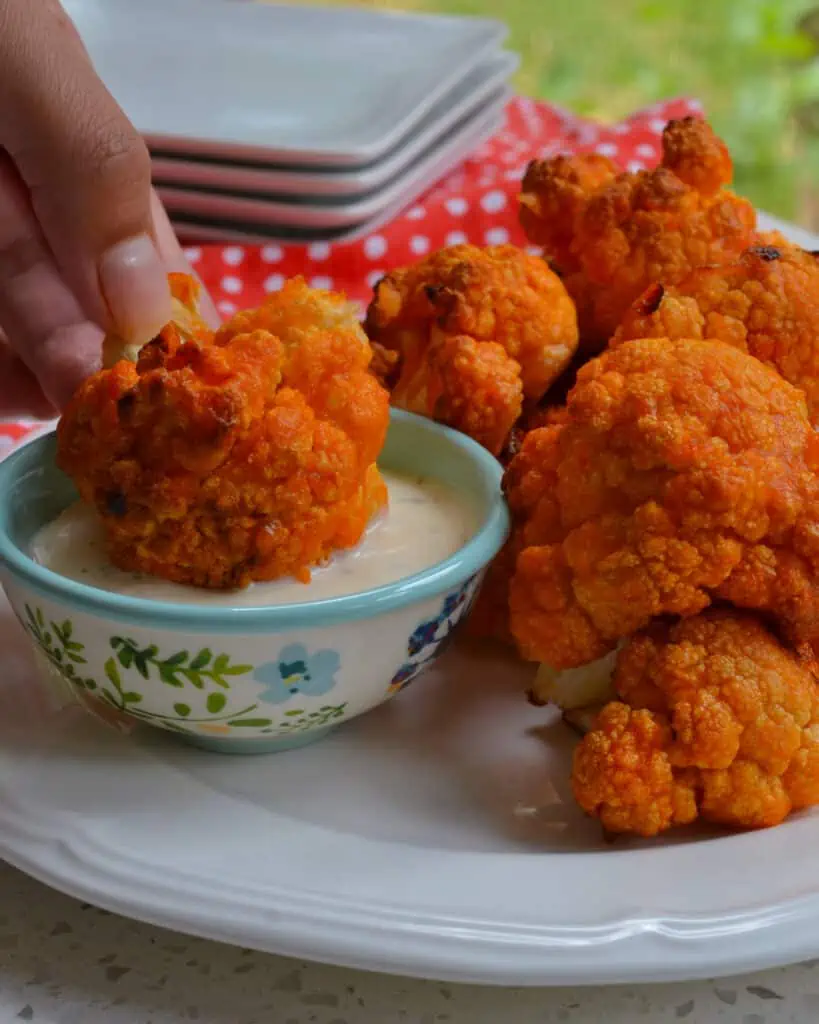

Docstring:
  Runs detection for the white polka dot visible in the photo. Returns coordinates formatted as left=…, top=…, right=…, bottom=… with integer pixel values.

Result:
left=222, top=246, right=244, bottom=266
left=366, top=269, right=385, bottom=289
left=525, top=245, right=542, bottom=257
left=445, top=231, right=468, bottom=247
left=310, top=275, right=334, bottom=290
left=636, top=143, right=658, bottom=159
left=649, top=118, right=668, bottom=134
left=218, top=300, right=237, bottom=317
left=612, top=123, right=631, bottom=135
left=221, top=276, right=243, bottom=295
left=595, top=142, right=619, bottom=158
left=405, top=206, right=426, bottom=221
left=262, top=245, right=283, bottom=263
left=364, top=235, right=388, bottom=260
left=410, top=235, right=430, bottom=256
left=184, top=246, right=202, bottom=263
left=308, top=242, right=331, bottom=261
left=485, top=227, right=510, bottom=246
left=627, top=160, right=646, bottom=174
left=263, top=273, right=285, bottom=293
left=444, top=197, right=468, bottom=217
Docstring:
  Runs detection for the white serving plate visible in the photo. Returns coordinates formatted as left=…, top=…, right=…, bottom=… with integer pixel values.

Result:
left=151, top=53, right=518, bottom=200
left=3, top=212, right=819, bottom=988
left=61, top=0, right=506, bottom=166
left=157, top=94, right=508, bottom=231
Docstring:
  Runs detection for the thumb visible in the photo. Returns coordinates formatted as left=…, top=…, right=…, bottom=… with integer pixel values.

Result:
left=0, top=0, right=171, bottom=346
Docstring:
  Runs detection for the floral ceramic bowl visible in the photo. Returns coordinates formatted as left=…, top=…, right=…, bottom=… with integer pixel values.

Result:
left=0, top=411, right=509, bottom=754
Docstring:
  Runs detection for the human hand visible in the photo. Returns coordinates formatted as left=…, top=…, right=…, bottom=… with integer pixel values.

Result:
left=0, top=0, right=218, bottom=418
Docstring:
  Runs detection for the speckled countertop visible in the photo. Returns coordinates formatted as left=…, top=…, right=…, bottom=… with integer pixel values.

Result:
left=2, top=864, right=819, bottom=1024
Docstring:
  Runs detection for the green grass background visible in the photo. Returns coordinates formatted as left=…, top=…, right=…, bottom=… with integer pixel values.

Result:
left=312, top=0, right=819, bottom=225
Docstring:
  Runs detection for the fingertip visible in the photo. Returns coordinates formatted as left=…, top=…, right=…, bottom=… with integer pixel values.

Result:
left=99, top=233, right=172, bottom=346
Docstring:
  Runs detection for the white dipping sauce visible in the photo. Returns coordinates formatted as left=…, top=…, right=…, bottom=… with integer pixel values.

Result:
left=31, top=471, right=478, bottom=607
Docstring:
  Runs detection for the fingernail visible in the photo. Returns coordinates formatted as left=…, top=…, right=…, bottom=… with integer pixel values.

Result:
left=99, top=234, right=172, bottom=345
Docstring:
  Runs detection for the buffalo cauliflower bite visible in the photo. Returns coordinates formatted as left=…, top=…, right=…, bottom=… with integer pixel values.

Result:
left=519, top=153, right=618, bottom=272
left=465, top=537, right=520, bottom=644
left=58, top=276, right=390, bottom=590
left=467, top=420, right=567, bottom=643
left=612, top=241, right=819, bottom=424
left=365, top=244, right=579, bottom=455
left=505, top=337, right=819, bottom=670
left=573, top=610, right=819, bottom=836
left=519, top=117, right=757, bottom=350
left=224, top=276, right=369, bottom=349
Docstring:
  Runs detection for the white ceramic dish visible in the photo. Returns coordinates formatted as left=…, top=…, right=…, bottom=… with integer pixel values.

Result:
left=5, top=608, right=819, bottom=987
left=1, top=212, right=816, bottom=988
left=172, top=219, right=282, bottom=244
left=151, top=53, right=519, bottom=199
left=171, top=202, right=421, bottom=245
left=158, top=95, right=508, bottom=231
left=62, top=0, right=506, bottom=166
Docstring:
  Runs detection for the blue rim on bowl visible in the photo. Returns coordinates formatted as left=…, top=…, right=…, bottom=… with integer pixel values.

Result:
left=0, top=409, right=510, bottom=632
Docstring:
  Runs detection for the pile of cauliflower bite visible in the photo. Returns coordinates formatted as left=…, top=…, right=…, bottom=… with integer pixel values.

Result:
left=371, top=115, right=819, bottom=840
left=58, top=116, right=819, bottom=839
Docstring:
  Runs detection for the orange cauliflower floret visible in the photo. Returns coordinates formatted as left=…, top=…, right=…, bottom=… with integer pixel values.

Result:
left=612, top=241, right=819, bottom=424
left=468, top=420, right=567, bottom=643
left=465, top=537, right=520, bottom=644
left=225, top=276, right=369, bottom=348
left=519, top=153, right=618, bottom=272
left=573, top=610, right=819, bottom=836
left=519, top=117, right=756, bottom=350
left=505, top=337, right=819, bottom=669
left=365, top=244, right=579, bottom=455
left=58, top=276, right=389, bottom=590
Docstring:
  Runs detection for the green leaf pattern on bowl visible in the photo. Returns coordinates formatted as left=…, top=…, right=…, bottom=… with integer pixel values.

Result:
left=109, top=636, right=253, bottom=690
left=22, top=584, right=471, bottom=741
left=23, top=603, right=98, bottom=692
left=22, top=603, right=350, bottom=738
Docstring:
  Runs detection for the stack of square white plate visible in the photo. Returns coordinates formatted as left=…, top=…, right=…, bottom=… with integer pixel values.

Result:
left=62, top=0, right=518, bottom=243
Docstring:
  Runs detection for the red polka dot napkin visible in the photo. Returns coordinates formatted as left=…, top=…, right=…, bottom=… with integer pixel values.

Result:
left=0, top=94, right=701, bottom=448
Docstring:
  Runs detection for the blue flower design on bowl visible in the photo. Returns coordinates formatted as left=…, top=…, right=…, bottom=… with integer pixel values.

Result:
left=388, top=576, right=478, bottom=696
left=254, top=644, right=340, bottom=705
left=407, top=580, right=473, bottom=658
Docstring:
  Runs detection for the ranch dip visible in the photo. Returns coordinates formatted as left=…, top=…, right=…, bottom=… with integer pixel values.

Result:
left=31, top=471, right=477, bottom=606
